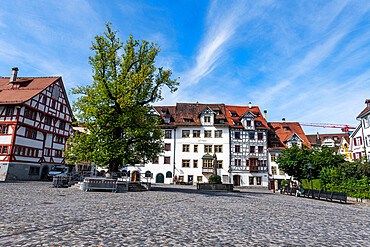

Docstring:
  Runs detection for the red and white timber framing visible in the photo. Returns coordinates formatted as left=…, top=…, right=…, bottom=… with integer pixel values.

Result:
left=0, top=78, right=73, bottom=180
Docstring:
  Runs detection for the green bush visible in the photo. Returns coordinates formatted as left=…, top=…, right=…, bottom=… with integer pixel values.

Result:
left=301, top=179, right=322, bottom=190
left=209, top=175, right=222, bottom=184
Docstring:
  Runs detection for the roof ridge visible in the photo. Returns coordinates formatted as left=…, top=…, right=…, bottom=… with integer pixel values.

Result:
left=0, top=76, right=61, bottom=79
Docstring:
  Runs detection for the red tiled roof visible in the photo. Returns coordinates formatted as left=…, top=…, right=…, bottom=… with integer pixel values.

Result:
left=268, top=122, right=311, bottom=148
left=306, top=133, right=350, bottom=145
left=154, top=103, right=228, bottom=126
left=357, top=106, right=370, bottom=119
left=0, top=77, right=60, bottom=104
left=225, top=105, right=269, bottom=129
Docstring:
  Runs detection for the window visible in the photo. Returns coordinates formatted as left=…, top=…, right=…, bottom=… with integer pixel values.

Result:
left=204, top=116, right=211, bottom=123
left=55, top=135, right=65, bottom=144
left=164, top=130, right=172, bottom=139
left=14, top=146, right=20, bottom=155
left=193, top=160, right=198, bottom=168
left=60, top=104, right=63, bottom=112
left=20, top=147, right=25, bottom=156
left=55, top=150, right=63, bottom=158
left=5, top=107, right=14, bottom=116
left=258, top=133, right=263, bottom=140
left=204, top=145, right=212, bottom=153
left=204, top=130, right=212, bottom=138
left=215, top=130, right=222, bottom=138
left=166, top=171, right=172, bottom=178
left=197, top=176, right=203, bottom=182
left=165, top=143, right=171, bottom=151
left=249, top=133, right=255, bottom=140
left=51, top=101, right=56, bottom=109
left=256, top=177, right=262, bottom=185
left=26, top=128, right=37, bottom=139
left=271, top=166, right=277, bottom=175
left=215, top=145, right=223, bottom=153
left=164, top=117, right=170, bottom=124
left=183, top=144, right=190, bottom=152
left=24, top=108, right=37, bottom=120
left=193, top=130, right=200, bottom=138
left=271, top=154, right=276, bottom=162
left=235, top=132, right=240, bottom=139
left=279, top=169, right=285, bottom=175
left=164, top=157, right=170, bottom=164
left=1, top=146, right=8, bottom=154
left=194, top=145, right=198, bottom=152
left=258, top=146, right=263, bottom=153
left=249, top=177, right=254, bottom=185
left=203, top=159, right=212, bottom=168
left=183, top=118, right=192, bottom=123
left=42, top=96, right=47, bottom=104
left=235, top=159, right=241, bottom=167
left=217, top=160, right=223, bottom=168
left=182, top=130, right=190, bottom=138
left=0, top=125, right=8, bottom=135
left=250, top=146, right=255, bottom=153
left=182, top=160, right=190, bottom=168
left=59, top=121, right=66, bottom=130
left=235, top=145, right=240, bottom=153
left=44, top=116, right=52, bottom=125
left=153, top=157, right=159, bottom=164
left=247, top=120, right=251, bottom=126
left=333, top=136, right=338, bottom=141
left=29, top=167, right=40, bottom=175
left=179, top=176, right=184, bottom=182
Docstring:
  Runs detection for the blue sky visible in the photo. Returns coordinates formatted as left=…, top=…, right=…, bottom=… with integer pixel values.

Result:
left=0, top=0, right=369, bottom=134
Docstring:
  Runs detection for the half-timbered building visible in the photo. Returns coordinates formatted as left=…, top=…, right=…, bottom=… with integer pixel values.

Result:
left=0, top=67, right=72, bottom=181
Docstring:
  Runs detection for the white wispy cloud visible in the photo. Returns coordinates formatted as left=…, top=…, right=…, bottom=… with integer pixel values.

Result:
left=181, top=0, right=272, bottom=87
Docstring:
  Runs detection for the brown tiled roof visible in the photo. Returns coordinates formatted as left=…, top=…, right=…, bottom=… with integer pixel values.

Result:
left=0, top=77, right=60, bottom=104
left=357, top=106, right=370, bottom=119
left=154, top=103, right=228, bottom=126
left=306, top=133, right=350, bottom=145
left=225, top=105, right=269, bottom=129
left=268, top=122, right=311, bottom=148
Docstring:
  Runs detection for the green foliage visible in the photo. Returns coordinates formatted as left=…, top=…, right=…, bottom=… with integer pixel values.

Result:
left=281, top=180, right=289, bottom=186
left=301, top=179, right=322, bottom=190
left=209, top=175, right=222, bottom=184
left=277, top=145, right=345, bottom=182
left=65, top=23, right=179, bottom=171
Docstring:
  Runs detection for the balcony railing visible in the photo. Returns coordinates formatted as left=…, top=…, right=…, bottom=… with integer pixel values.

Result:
left=231, top=166, right=268, bottom=173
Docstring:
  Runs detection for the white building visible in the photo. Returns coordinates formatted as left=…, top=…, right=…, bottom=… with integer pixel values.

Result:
left=267, top=121, right=311, bottom=190
left=352, top=99, right=370, bottom=160
left=226, top=104, right=269, bottom=187
left=0, top=67, right=73, bottom=181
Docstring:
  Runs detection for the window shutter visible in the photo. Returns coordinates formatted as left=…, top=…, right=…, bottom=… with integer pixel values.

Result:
left=354, top=138, right=357, bottom=146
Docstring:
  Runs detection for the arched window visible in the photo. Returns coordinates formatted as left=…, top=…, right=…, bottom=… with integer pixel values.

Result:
left=145, top=171, right=152, bottom=178
left=166, top=171, right=172, bottom=178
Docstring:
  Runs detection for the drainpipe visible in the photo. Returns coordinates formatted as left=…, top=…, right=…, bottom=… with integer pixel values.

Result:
left=361, top=121, right=367, bottom=161
left=229, top=126, right=232, bottom=184
left=173, top=128, right=176, bottom=183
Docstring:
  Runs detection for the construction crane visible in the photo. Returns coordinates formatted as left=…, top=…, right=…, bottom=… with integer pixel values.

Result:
left=300, top=123, right=356, bottom=133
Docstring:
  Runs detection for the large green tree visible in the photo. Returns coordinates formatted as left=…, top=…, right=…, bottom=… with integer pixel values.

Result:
left=277, top=145, right=345, bottom=181
left=65, top=23, right=179, bottom=172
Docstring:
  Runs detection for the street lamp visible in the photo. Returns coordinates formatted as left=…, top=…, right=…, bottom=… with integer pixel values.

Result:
left=308, top=162, right=314, bottom=199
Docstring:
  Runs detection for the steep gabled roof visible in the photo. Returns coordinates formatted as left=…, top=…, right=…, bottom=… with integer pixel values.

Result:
left=225, top=105, right=268, bottom=129
left=0, top=77, right=61, bottom=104
left=268, top=122, right=311, bottom=148
left=154, top=103, right=228, bottom=126
left=306, top=133, right=350, bottom=145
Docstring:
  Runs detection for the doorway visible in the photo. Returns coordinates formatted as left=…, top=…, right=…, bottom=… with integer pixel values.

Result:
left=233, top=175, right=240, bottom=186
left=156, top=173, right=164, bottom=183
left=132, top=171, right=140, bottom=182
left=40, top=166, right=49, bottom=180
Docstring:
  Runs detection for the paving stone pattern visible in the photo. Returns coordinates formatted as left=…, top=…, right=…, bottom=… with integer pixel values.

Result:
left=0, top=182, right=369, bottom=246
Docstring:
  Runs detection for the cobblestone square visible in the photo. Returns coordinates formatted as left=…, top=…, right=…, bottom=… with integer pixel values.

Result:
left=0, top=182, right=369, bottom=246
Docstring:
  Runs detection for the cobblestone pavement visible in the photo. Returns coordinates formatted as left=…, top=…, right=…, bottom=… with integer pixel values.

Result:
left=0, top=182, right=369, bottom=246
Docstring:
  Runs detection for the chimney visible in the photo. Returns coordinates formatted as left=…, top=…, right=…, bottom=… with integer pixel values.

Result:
left=366, top=99, right=370, bottom=108
left=9, top=67, right=18, bottom=84
left=249, top=102, right=252, bottom=109
left=263, top=110, right=267, bottom=119
left=282, top=118, right=285, bottom=123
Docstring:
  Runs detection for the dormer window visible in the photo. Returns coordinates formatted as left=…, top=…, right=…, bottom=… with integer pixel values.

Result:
left=256, top=121, right=262, bottom=127
left=164, top=117, right=170, bottom=124
left=283, top=127, right=290, bottom=131
left=204, top=116, right=211, bottom=123
left=333, top=136, right=338, bottom=141
left=247, top=120, right=251, bottom=126
left=183, top=118, right=192, bottom=123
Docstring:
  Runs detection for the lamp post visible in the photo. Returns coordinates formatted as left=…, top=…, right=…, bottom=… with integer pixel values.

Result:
left=308, top=162, right=314, bottom=199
